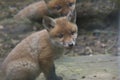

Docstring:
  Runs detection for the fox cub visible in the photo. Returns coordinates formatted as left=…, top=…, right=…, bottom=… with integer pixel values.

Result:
left=2, top=10, right=78, bottom=80
left=14, top=0, right=76, bottom=22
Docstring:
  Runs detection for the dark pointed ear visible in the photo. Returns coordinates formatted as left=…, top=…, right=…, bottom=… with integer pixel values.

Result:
left=43, top=16, right=56, bottom=31
left=66, top=9, right=76, bottom=23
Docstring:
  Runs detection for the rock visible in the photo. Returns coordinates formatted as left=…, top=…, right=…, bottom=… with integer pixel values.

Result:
left=76, top=0, right=117, bottom=17
left=76, top=0, right=118, bottom=30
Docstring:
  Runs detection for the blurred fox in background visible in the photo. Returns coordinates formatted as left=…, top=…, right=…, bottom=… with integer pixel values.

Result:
left=14, top=0, right=76, bottom=22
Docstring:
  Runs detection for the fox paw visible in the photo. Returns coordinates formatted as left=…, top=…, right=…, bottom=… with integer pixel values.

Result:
left=47, top=75, right=63, bottom=80
left=56, top=76, right=63, bottom=80
left=47, top=76, right=63, bottom=80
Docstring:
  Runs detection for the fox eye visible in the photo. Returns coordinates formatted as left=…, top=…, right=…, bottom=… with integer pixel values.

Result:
left=68, top=2, right=74, bottom=6
left=55, top=5, right=62, bottom=10
left=57, top=34, right=63, bottom=38
left=71, top=31, right=75, bottom=35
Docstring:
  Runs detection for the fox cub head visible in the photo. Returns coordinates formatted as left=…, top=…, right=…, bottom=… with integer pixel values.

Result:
left=43, top=10, right=77, bottom=48
left=45, top=0, right=76, bottom=16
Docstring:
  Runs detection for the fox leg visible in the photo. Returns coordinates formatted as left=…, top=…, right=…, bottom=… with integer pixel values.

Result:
left=5, top=60, right=40, bottom=80
left=46, top=64, right=63, bottom=80
left=39, top=59, right=63, bottom=80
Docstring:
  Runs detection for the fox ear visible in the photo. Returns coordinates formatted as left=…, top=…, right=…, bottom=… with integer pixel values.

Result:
left=66, top=9, right=76, bottom=23
left=43, top=16, right=56, bottom=31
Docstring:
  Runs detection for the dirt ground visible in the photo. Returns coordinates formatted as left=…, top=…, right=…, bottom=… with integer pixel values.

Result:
left=38, top=55, right=119, bottom=80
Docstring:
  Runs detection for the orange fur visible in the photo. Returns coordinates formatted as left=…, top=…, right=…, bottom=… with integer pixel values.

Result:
left=14, top=0, right=76, bottom=22
left=2, top=11, right=77, bottom=80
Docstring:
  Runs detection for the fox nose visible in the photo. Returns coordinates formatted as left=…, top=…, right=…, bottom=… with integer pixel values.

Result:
left=68, top=43, right=74, bottom=47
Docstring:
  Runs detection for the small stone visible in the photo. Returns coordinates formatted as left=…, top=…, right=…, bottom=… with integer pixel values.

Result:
left=11, top=39, right=19, bottom=45
left=81, top=76, right=86, bottom=79
left=0, top=25, right=4, bottom=29
left=9, top=7, right=17, bottom=13
left=0, top=43, right=3, bottom=47
left=101, top=43, right=106, bottom=48
left=93, top=75, right=97, bottom=77
left=84, top=46, right=93, bottom=55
